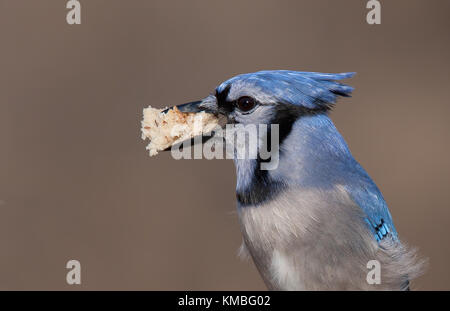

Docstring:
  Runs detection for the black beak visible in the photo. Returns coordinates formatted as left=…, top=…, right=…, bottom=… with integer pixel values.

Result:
left=162, top=95, right=220, bottom=151
left=162, top=95, right=218, bottom=114
left=162, top=100, right=203, bottom=113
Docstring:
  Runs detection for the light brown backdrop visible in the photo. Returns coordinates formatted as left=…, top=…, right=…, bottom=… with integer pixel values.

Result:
left=0, top=0, right=449, bottom=290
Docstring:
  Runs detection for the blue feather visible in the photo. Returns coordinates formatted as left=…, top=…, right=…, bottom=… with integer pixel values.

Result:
left=343, top=166, right=398, bottom=241
left=217, top=70, right=355, bottom=109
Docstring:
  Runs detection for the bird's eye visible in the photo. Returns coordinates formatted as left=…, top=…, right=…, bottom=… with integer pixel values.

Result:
left=236, top=96, right=257, bottom=112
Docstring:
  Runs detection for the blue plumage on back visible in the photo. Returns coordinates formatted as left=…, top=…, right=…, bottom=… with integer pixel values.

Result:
left=343, top=159, right=398, bottom=241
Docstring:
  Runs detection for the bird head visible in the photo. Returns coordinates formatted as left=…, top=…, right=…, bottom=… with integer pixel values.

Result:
left=175, top=70, right=355, bottom=154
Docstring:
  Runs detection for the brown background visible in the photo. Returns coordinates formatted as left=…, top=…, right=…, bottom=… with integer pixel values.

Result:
left=0, top=0, right=449, bottom=290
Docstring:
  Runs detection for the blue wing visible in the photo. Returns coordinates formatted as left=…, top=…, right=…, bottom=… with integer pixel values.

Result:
left=344, top=160, right=398, bottom=242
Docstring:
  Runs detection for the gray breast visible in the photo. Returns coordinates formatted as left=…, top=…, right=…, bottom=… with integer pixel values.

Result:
left=236, top=186, right=424, bottom=290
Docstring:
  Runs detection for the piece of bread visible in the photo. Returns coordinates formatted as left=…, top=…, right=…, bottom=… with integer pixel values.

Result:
left=141, top=106, right=219, bottom=156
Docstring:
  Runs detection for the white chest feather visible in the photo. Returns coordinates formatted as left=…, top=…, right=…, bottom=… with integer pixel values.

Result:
left=269, top=249, right=305, bottom=290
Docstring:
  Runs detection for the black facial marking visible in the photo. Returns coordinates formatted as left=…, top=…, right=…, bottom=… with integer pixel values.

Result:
left=215, top=93, right=331, bottom=207
left=236, top=171, right=285, bottom=206
left=215, top=85, right=233, bottom=115
left=236, top=102, right=331, bottom=207
left=272, top=102, right=330, bottom=146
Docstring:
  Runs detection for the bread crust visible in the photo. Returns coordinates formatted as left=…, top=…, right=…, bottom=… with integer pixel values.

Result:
left=141, top=106, right=219, bottom=156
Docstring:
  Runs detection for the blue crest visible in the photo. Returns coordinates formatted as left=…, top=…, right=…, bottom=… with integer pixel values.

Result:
left=217, top=70, right=355, bottom=109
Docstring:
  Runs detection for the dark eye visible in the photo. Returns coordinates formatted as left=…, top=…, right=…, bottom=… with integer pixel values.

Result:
left=236, top=96, right=257, bottom=112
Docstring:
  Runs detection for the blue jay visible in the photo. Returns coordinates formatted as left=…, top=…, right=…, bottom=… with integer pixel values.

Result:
left=172, top=70, right=424, bottom=290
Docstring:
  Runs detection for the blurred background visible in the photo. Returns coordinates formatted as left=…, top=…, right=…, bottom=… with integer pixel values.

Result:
left=0, top=0, right=449, bottom=290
